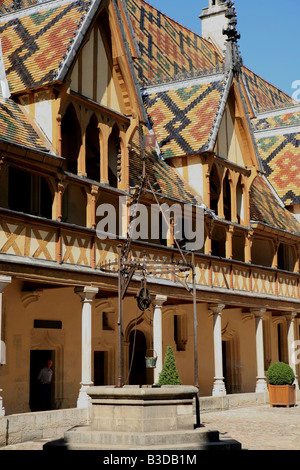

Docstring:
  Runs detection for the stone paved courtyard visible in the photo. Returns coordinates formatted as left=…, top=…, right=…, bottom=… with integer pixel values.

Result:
left=1, top=404, right=300, bottom=451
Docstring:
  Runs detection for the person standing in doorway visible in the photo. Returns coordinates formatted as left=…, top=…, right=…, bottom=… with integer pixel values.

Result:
left=38, top=359, right=53, bottom=410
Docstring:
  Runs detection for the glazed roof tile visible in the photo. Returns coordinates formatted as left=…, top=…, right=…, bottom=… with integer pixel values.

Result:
left=0, top=0, right=90, bottom=94
left=253, top=109, right=300, bottom=131
left=250, top=174, right=300, bottom=236
left=129, top=129, right=202, bottom=205
left=125, top=0, right=223, bottom=87
left=0, top=95, right=48, bottom=150
left=241, top=67, right=296, bottom=113
left=143, top=78, right=225, bottom=159
left=256, top=132, right=300, bottom=206
left=125, top=0, right=295, bottom=113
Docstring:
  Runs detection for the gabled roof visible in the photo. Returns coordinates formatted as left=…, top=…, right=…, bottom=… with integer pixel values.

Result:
left=0, top=0, right=93, bottom=94
left=142, top=74, right=226, bottom=159
left=125, top=0, right=295, bottom=114
left=255, top=130, right=300, bottom=206
left=125, top=0, right=223, bottom=87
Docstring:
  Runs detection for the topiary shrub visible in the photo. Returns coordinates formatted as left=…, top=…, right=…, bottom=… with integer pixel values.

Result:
left=266, top=362, right=295, bottom=386
left=157, top=346, right=182, bottom=386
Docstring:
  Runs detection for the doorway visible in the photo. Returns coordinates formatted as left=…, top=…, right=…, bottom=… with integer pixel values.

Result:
left=129, top=330, right=146, bottom=385
left=30, top=350, right=55, bottom=411
left=94, top=351, right=108, bottom=385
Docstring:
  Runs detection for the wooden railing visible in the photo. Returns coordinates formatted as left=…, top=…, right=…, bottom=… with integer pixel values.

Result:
left=0, top=209, right=299, bottom=301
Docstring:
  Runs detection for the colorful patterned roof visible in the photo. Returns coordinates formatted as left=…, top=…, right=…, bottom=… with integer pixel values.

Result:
left=0, top=0, right=40, bottom=14
left=241, top=67, right=296, bottom=113
left=125, top=0, right=295, bottom=114
left=125, top=0, right=223, bottom=87
left=0, top=96, right=48, bottom=150
left=129, top=129, right=201, bottom=205
left=250, top=174, right=300, bottom=236
left=256, top=132, right=300, bottom=206
left=143, top=78, right=225, bottom=159
left=0, top=0, right=90, bottom=94
left=252, top=109, right=300, bottom=131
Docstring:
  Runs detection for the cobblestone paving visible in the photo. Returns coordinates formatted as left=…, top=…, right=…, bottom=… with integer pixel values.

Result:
left=2, top=404, right=300, bottom=451
left=202, top=404, right=300, bottom=451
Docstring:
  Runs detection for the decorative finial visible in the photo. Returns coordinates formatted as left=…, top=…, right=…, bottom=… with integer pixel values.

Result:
left=222, top=0, right=243, bottom=74
left=223, top=1, right=240, bottom=43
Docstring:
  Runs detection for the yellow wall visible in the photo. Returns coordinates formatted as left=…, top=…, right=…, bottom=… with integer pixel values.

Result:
left=215, top=102, right=245, bottom=166
left=1, top=278, right=284, bottom=414
left=69, top=26, right=121, bottom=113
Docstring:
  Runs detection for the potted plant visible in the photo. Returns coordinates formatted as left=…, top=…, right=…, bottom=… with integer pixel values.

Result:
left=266, top=362, right=296, bottom=408
left=157, top=346, right=182, bottom=386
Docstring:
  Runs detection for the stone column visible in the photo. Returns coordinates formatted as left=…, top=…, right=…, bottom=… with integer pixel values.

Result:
left=0, top=275, right=12, bottom=416
left=209, top=303, right=226, bottom=396
left=287, top=312, right=299, bottom=389
left=251, top=308, right=268, bottom=393
left=75, top=286, right=98, bottom=408
left=153, top=295, right=167, bottom=384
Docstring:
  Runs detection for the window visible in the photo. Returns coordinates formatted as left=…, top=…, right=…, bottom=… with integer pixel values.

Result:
left=8, top=167, right=53, bottom=219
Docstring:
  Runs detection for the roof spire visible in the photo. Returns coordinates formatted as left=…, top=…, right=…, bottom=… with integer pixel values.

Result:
left=222, top=1, right=243, bottom=73
left=200, top=0, right=229, bottom=54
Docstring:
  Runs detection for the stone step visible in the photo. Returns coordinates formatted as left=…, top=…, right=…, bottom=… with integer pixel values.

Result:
left=44, top=436, right=241, bottom=451
left=63, top=425, right=221, bottom=447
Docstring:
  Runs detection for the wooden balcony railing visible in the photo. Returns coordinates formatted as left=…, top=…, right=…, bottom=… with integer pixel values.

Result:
left=0, top=209, right=299, bottom=301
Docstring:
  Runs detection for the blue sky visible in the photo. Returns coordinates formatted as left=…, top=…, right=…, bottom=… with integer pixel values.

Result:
left=147, top=0, right=299, bottom=97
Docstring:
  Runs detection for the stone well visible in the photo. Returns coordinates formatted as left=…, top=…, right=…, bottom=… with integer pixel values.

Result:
left=44, top=386, right=241, bottom=450
left=89, top=385, right=199, bottom=433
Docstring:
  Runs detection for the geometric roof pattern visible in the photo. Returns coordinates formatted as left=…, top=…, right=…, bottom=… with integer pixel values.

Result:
left=0, top=1, right=40, bottom=14
left=125, top=0, right=224, bottom=87
left=143, top=78, right=225, bottom=159
left=0, top=96, right=48, bottom=151
left=0, top=0, right=90, bottom=94
left=125, top=0, right=296, bottom=117
left=129, top=129, right=201, bottom=205
left=256, top=132, right=300, bottom=206
left=252, top=109, right=300, bottom=131
left=250, top=174, right=300, bottom=236
left=241, top=67, right=296, bottom=113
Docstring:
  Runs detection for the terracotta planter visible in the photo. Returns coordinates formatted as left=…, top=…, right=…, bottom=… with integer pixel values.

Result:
left=268, top=384, right=296, bottom=408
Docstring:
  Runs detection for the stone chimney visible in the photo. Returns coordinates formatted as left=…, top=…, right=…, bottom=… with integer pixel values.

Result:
left=200, top=0, right=229, bottom=54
